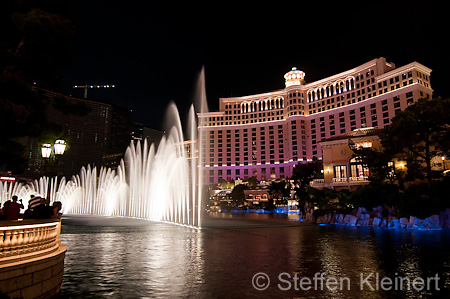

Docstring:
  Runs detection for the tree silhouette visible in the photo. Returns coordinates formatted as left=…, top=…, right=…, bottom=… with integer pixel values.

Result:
left=0, top=1, right=77, bottom=173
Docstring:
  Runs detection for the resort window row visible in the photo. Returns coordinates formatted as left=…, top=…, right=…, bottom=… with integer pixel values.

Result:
left=198, top=58, right=432, bottom=184
left=200, top=62, right=431, bottom=127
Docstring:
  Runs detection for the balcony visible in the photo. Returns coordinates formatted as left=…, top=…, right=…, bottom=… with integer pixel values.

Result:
left=310, top=177, right=370, bottom=189
left=349, top=176, right=369, bottom=182
left=310, top=179, right=324, bottom=188
left=332, top=177, right=348, bottom=183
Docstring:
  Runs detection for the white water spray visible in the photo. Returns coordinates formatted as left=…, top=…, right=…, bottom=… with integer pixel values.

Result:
left=0, top=70, right=208, bottom=228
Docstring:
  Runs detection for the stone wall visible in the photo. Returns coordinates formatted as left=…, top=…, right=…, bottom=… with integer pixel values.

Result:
left=0, top=243, right=66, bottom=299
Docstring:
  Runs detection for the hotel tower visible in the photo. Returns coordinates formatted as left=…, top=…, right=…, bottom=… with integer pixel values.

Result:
left=198, top=57, right=432, bottom=184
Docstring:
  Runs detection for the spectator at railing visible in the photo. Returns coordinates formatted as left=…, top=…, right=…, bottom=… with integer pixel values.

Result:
left=28, top=194, right=41, bottom=210
left=23, top=194, right=42, bottom=219
left=51, top=201, right=62, bottom=220
left=4, top=195, right=24, bottom=220
left=0, top=201, right=10, bottom=220
left=33, top=197, right=52, bottom=219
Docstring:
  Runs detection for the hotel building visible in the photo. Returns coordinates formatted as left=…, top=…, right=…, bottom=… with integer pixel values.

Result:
left=22, top=88, right=132, bottom=179
left=198, top=57, right=432, bottom=185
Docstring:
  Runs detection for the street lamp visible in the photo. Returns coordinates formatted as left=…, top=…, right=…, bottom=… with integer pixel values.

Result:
left=54, top=139, right=66, bottom=155
left=41, top=143, right=52, bottom=158
left=40, top=139, right=67, bottom=177
left=442, top=156, right=446, bottom=171
left=41, top=139, right=66, bottom=158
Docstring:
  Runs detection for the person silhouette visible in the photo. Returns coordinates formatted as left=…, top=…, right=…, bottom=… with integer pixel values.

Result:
left=5, top=195, right=24, bottom=220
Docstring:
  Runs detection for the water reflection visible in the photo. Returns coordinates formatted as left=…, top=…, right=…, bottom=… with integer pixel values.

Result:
left=60, top=218, right=203, bottom=298
left=59, top=215, right=450, bottom=298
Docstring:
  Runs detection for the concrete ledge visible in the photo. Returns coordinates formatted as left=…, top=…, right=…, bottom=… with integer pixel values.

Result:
left=0, top=244, right=67, bottom=299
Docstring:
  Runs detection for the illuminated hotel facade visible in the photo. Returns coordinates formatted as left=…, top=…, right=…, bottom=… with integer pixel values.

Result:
left=198, top=57, right=432, bottom=185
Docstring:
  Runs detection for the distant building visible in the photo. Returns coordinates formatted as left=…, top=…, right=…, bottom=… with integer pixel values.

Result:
left=131, top=123, right=164, bottom=148
left=198, top=57, right=433, bottom=184
left=312, top=127, right=386, bottom=190
left=23, top=88, right=132, bottom=178
left=244, top=187, right=270, bottom=206
left=313, top=127, right=448, bottom=191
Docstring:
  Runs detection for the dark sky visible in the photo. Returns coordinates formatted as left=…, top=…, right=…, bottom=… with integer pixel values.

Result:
left=61, top=1, right=444, bottom=130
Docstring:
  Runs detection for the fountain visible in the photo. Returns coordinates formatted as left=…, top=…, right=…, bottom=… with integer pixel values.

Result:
left=0, top=69, right=208, bottom=228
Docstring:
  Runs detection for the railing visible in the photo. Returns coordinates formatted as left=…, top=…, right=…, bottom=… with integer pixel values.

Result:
left=349, top=176, right=369, bottom=182
left=0, top=219, right=61, bottom=265
left=331, top=177, right=369, bottom=184
left=332, top=177, right=348, bottom=183
left=310, top=179, right=325, bottom=188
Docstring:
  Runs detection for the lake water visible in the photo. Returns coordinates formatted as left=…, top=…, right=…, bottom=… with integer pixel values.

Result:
left=58, top=213, right=450, bottom=298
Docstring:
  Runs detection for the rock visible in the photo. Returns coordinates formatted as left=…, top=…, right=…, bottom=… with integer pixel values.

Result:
left=305, top=210, right=316, bottom=223
left=316, top=214, right=333, bottom=224
left=399, top=218, right=409, bottom=228
left=361, top=214, right=371, bottom=226
left=335, top=214, right=344, bottom=224
left=414, top=218, right=424, bottom=229
left=393, top=219, right=400, bottom=228
left=326, top=213, right=333, bottom=223
left=388, top=218, right=400, bottom=228
left=428, top=215, right=440, bottom=229
left=330, top=214, right=336, bottom=224
left=372, top=206, right=383, bottom=218
left=372, top=217, right=381, bottom=226
left=356, top=207, right=367, bottom=218
left=380, top=219, right=387, bottom=227
left=346, top=215, right=358, bottom=226
left=439, top=208, right=450, bottom=229
left=407, top=216, right=416, bottom=229
left=419, top=218, right=429, bottom=229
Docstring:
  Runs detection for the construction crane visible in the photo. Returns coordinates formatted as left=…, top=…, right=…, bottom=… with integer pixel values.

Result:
left=73, top=84, right=115, bottom=99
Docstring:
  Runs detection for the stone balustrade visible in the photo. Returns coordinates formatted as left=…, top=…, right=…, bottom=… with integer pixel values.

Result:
left=0, top=219, right=66, bottom=299
left=332, top=177, right=348, bottom=183
left=0, top=219, right=61, bottom=265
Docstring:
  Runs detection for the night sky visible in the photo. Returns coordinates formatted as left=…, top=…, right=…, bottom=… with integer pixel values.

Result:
left=61, top=1, right=444, bottom=130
